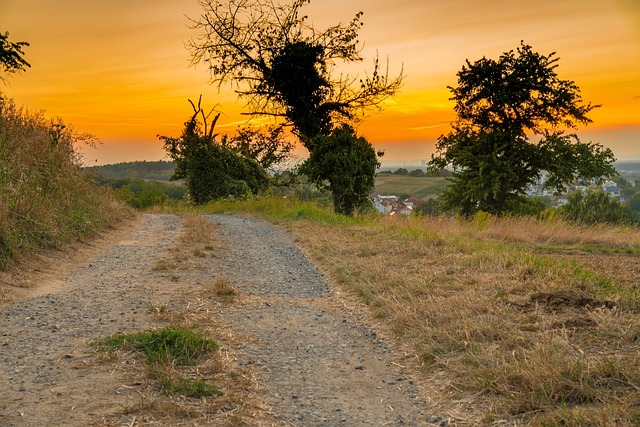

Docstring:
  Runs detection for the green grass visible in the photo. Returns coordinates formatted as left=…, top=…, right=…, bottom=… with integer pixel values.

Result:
left=93, top=326, right=218, bottom=366
left=161, top=378, right=221, bottom=398
left=374, top=175, right=449, bottom=198
left=93, top=327, right=221, bottom=399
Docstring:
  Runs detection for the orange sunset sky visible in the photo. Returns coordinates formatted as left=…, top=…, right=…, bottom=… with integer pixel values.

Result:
left=2, top=0, right=639, bottom=166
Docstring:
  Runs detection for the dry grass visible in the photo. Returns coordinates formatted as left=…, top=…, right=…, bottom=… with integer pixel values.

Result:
left=0, top=96, right=131, bottom=269
left=152, top=213, right=221, bottom=272
left=203, top=276, right=237, bottom=302
left=273, top=208, right=640, bottom=426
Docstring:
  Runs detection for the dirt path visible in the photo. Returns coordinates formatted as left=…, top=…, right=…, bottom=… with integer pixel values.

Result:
left=0, top=214, right=433, bottom=426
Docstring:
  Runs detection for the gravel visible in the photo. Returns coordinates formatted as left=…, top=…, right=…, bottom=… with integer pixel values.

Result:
left=0, top=213, right=438, bottom=426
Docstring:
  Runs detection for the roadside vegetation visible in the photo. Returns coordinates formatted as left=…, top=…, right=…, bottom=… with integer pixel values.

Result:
left=192, top=196, right=639, bottom=426
left=0, top=96, right=130, bottom=269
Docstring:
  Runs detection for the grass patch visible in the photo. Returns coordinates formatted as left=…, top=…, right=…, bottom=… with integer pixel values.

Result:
left=161, top=377, right=221, bottom=398
left=93, top=326, right=218, bottom=366
left=206, top=276, right=237, bottom=302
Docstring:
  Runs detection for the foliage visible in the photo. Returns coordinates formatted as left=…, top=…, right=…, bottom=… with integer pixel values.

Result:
left=116, top=185, right=170, bottom=210
left=408, top=169, right=425, bottom=177
left=0, top=96, right=129, bottom=268
left=558, top=189, right=632, bottom=225
left=92, top=176, right=186, bottom=209
left=160, top=100, right=269, bottom=204
left=429, top=42, right=616, bottom=216
left=393, top=168, right=409, bottom=176
left=413, top=198, right=443, bottom=216
left=221, top=124, right=293, bottom=171
left=86, top=160, right=176, bottom=181
left=188, top=0, right=402, bottom=143
left=188, top=0, right=400, bottom=215
left=299, top=124, right=379, bottom=215
left=627, top=193, right=640, bottom=213
left=0, top=31, right=30, bottom=82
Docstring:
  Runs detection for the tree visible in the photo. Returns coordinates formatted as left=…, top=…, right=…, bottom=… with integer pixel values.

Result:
left=429, top=42, right=616, bottom=216
left=160, top=98, right=269, bottom=204
left=0, top=31, right=30, bottom=81
left=188, top=0, right=401, bottom=142
left=220, top=125, right=293, bottom=172
left=558, top=189, right=631, bottom=225
left=188, top=0, right=400, bottom=214
left=299, top=124, right=379, bottom=215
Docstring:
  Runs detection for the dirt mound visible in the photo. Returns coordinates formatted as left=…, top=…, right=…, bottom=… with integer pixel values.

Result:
left=529, top=290, right=615, bottom=310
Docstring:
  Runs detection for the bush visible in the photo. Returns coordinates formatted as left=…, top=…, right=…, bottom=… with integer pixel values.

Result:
left=558, top=189, right=632, bottom=225
left=161, top=113, right=269, bottom=205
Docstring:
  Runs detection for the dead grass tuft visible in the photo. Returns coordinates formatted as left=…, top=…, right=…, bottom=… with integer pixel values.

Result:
left=206, top=276, right=237, bottom=302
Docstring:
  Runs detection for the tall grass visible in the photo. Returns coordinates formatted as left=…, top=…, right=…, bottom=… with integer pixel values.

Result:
left=195, top=197, right=640, bottom=426
left=0, top=96, right=130, bottom=268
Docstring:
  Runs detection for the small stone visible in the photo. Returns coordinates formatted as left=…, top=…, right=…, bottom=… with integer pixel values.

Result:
left=355, top=364, right=364, bottom=370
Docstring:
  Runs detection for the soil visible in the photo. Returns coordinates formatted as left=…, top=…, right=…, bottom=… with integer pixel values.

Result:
left=0, top=214, right=435, bottom=426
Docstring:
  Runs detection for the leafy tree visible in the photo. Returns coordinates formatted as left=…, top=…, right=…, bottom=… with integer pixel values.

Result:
left=188, top=0, right=400, bottom=214
left=393, top=168, right=409, bottom=176
left=408, top=169, right=425, bottom=177
left=414, top=198, right=443, bottom=217
left=0, top=31, right=30, bottom=81
left=429, top=42, right=616, bottom=216
left=299, top=124, right=379, bottom=215
left=188, top=0, right=401, bottom=142
left=159, top=99, right=269, bottom=204
left=558, top=189, right=631, bottom=225
left=627, top=193, right=640, bottom=214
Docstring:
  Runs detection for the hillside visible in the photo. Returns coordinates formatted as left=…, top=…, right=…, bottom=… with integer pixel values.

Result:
left=199, top=198, right=640, bottom=426
left=374, top=174, right=449, bottom=199
left=86, top=160, right=176, bottom=181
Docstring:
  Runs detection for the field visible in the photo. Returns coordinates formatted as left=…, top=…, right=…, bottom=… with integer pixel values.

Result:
left=197, top=198, right=640, bottom=426
left=374, top=174, right=449, bottom=199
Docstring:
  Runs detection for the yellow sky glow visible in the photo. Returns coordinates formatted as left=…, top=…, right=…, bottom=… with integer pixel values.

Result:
left=1, top=0, right=639, bottom=165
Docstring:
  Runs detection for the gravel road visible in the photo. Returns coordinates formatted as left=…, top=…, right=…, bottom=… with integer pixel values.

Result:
left=0, top=213, right=433, bottom=426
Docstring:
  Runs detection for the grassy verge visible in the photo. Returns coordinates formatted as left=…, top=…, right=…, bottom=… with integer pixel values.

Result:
left=194, top=197, right=640, bottom=426
left=0, top=96, right=131, bottom=269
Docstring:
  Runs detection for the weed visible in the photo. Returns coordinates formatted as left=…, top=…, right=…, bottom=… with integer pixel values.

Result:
left=162, top=378, right=221, bottom=398
left=204, top=276, right=236, bottom=302
left=152, top=260, right=174, bottom=271
left=93, top=326, right=218, bottom=366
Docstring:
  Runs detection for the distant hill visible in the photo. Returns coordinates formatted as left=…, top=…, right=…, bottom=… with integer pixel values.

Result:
left=86, top=160, right=176, bottom=181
